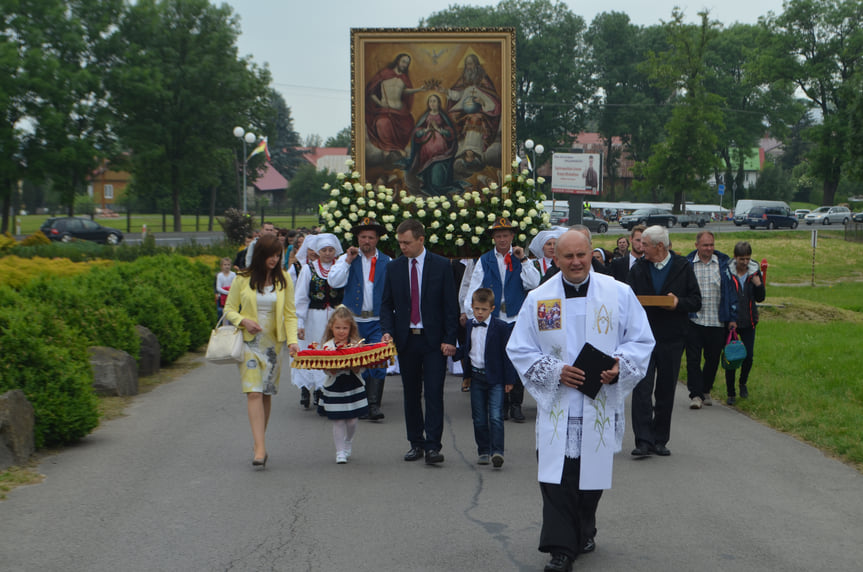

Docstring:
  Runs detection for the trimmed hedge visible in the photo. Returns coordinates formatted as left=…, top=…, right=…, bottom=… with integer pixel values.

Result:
left=0, top=254, right=218, bottom=447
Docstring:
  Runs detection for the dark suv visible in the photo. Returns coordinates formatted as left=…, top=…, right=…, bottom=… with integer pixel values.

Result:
left=746, top=206, right=798, bottom=230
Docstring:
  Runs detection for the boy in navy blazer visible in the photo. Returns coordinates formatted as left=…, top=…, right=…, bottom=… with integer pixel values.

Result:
left=457, top=288, right=517, bottom=468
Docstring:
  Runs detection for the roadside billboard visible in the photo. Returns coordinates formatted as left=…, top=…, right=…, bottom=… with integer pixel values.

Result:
left=551, top=153, right=602, bottom=195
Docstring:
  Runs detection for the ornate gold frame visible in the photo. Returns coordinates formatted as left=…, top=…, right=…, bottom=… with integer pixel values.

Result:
left=351, top=28, right=516, bottom=194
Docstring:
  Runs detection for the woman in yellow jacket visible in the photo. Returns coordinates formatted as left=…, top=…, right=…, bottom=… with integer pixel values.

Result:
left=224, top=235, right=300, bottom=468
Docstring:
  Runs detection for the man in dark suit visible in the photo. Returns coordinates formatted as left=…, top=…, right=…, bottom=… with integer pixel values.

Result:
left=627, top=225, right=701, bottom=457
left=610, top=224, right=645, bottom=283
left=381, top=219, right=459, bottom=464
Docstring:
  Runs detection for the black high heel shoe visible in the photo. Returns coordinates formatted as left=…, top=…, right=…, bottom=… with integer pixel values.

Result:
left=252, top=453, right=268, bottom=468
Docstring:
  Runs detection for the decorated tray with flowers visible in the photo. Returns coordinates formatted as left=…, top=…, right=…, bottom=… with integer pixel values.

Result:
left=291, top=341, right=397, bottom=370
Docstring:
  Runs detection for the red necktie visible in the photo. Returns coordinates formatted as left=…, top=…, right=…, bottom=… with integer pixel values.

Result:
left=542, top=258, right=548, bottom=273
left=504, top=252, right=513, bottom=272
left=369, top=256, right=377, bottom=282
left=410, top=258, right=420, bottom=324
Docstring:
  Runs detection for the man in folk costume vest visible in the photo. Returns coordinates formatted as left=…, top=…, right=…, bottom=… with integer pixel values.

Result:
left=328, top=217, right=392, bottom=421
left=463, top=217, right=541, bottom=422
left=507, top=230, right=654, bottom=572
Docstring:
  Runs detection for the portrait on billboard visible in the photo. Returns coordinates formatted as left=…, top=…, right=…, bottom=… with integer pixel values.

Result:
left=352, top=28, right=516, bottom=196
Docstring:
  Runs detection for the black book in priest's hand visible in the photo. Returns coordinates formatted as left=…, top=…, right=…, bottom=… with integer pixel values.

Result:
left=572, top=343, right=618, bottom=399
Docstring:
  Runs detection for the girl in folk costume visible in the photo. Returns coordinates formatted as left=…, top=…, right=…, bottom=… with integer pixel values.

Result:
left=293, top=233, right=344, bottom=409
left=319, top=306, right=370, bottom=463
left=288, top=233, right=315, bottom=286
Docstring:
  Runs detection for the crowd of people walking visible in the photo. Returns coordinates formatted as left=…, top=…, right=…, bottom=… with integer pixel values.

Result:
left=215, top=217, right=765, bottom=572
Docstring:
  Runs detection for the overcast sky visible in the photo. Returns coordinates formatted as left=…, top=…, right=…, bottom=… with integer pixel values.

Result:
left=224, top=0, right=787, bottom=142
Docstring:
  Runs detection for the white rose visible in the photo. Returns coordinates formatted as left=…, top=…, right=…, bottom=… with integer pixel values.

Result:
left=429, top=235, right=439, bottom=244
left=450, top=213, right=458, bottom=221
left=471, top=236, right=480, bottom=244
left=365, top=183, right=372, bottom=191
left=519, top=234, right=526, bottom=242
left=342, top=182, right=352, bottom=191
left=446, top=224, right=454, bottom=232
left=354, top=183, right=364, bottom=193
left=490, top=197, right=500, bottom=205
left=458, top=208, right=467, bottom=217
left=542, top=212, right=551, bottom=222
left=523, top=216, right=533, bottom=225
left=490, top=182, right=499, bottom=190
left=511, top=160, right=520, bottom=169
left=330, top=189, right=339, bottom=197
left=431, top=221, right=440, bottom=229
left=352, top=171, right=360, bottom=179
left=504, top=199, right=513, bottom=208
left=505, top=174, right=512, bottom=182
left=487, top=213, right=495, bottom=222
left=417, top=209, right=426, bottom=218
left=345, top=232, right=353, bottom=241
left=386, top=223, right=394, bottom=231
left=529, top=227, right=539, bottom=235
left=518, top=195, right=527, bottom=203
left=457, top=199, right=466, bottom=208
left=442, top=201, right=450, bottom=209
left=445, top=233, right=453, bottom=240
left=461, top=223, right=471, bottom=232
left=519, top=221, right=527, bottom=230
left=434, top=209, right=442, bottom=218
left=345, top=158, right=355, bottom=168
left=528, top=209, right=538, bottom=217
left=515, top=208, right=525, bottom=217
left=350, top=204, right=358, bottom=212
left=334, top=210, right=342, bottom=218
left=482, top=187, right=490, bottom=194
left=517, top=175, right=525, bottom=183
left=357, top=196, right=366, bottom=205
left=537, top=178, right=546, bottom=185
left=392, top=204, right=400, bottom=212
left=378, top=192, right=386, bottom=200
left=476, top=210, right=485, bottom=219
left=527, top=179, right=535, bottom=187
left=456, top=238, right=465, bottom=246
left=503, top=210, right=511, bottom=218
left=336, top=172, right=346, bottom=181
left=349, top=213, right=358, bottom=221
left=328, top=200, right=337, bottom=208
left=400, top=190, right=408, bottom=197
left=475, top=226, right=484, bottom=235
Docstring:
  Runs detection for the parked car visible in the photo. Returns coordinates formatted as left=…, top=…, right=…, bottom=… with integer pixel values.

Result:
left=581, top=212, right=609, bottom=234
left=40, top=217, right=124, bottom=245
left=804, top=206, right=851, bottom=225
left=549, top=210, right=569, bottom=225
left=677, top=212, right=709, bottom=228
left=733, top=199, right=791, bottom=226
left=619, top=208, right=677, bottom=230
left=794, top=209, right=811, bottom=219
left=853, top=211, right=863, bottom=223
left=746, top=206, right=798, bottom=230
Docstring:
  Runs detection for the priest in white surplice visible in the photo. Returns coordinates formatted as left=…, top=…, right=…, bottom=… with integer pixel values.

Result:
left=507, top=230, right=654, bottom=572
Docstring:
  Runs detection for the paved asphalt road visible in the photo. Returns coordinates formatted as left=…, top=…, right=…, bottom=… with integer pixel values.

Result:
left=2, top=359, right=861, bottom=572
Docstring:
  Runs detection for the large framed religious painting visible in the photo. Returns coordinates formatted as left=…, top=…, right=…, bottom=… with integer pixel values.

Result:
left=352, top=28, right=516, bottom=196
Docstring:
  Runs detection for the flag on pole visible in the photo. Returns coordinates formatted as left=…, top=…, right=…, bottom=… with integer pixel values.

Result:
left=525, top=154, right=533, bottom=172
left=248, top=137, right=270, bottom=161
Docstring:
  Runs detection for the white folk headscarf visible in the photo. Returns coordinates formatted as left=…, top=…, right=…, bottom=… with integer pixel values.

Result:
left=313, top=233, right=344, bottom=257
left=529, top=228, right=565, bottom=260
left=294, top=234, right=317, bottom=265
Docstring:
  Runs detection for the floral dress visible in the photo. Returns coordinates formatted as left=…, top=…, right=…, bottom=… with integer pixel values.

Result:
left=240, top=286, right=282, bottom=395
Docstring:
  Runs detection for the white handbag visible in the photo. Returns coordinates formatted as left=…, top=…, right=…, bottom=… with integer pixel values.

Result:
left=206, top=314, right=245, bottom=364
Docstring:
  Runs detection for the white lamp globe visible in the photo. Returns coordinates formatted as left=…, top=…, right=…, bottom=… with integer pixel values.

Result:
left=525, top=139, right=535, bottom=150
left=233, top=126, right=244, bottom=138
left=244, top=132, right=256, bottom=144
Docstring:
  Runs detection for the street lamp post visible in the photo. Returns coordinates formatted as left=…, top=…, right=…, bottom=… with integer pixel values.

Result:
left=523, top=139, right=545, bottom=180
left=233, top=126, right=256, bottom=214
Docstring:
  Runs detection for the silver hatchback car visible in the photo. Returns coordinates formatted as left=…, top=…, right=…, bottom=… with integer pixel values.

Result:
left=804, top=206, right=851, bottom=225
